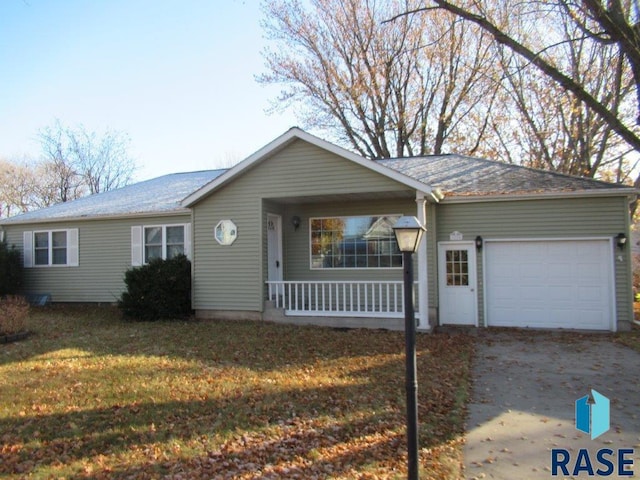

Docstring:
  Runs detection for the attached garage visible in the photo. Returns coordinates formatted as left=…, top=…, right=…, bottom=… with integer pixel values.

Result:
left=484, top=239, right=615, bottom=331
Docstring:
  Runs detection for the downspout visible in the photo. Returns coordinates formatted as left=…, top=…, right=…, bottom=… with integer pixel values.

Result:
left=626, top=195, right=639, bottom=328
left=416, top=192, right=429, bottom=331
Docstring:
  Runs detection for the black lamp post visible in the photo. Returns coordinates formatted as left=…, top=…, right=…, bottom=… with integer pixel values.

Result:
left=392, top=216, right=426, bottom=480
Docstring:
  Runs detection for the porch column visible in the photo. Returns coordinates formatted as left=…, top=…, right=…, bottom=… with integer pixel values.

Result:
left=416, top=192, right=429, bottom=330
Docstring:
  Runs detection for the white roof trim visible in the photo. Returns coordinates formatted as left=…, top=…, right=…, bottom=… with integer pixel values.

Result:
left=440, top=188, right=638, bottom=204
left=182, top=128, right=434, bottom=207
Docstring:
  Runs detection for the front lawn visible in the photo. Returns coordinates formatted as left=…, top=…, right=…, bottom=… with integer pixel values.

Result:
left=0, top=306, right=474, bottom=479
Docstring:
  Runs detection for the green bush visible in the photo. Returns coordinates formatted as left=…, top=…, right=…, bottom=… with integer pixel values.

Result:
left=119, top=255, right=192, bottom=321
left=0, top=241, right=23, bottom=295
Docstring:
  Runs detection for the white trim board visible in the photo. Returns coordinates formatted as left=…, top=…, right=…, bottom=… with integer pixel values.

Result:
left=440, top=189, right=637, bottom=204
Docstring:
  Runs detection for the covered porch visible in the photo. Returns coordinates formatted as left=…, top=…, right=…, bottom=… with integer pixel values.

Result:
left=261, top=191, right=435, bottom=331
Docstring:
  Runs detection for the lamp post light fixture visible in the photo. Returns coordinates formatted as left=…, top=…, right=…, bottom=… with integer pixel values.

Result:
left=392, top=215, right=426, bottom=480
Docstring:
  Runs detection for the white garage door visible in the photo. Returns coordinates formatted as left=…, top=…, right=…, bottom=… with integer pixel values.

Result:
left=485, top=240, right=613, bottom=330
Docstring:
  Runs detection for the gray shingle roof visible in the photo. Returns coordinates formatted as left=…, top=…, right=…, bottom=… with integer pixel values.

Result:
left=1, top=169, right=227, bottom=224
left=2, top=149, right=633, bottom=227
left=377, top=154, right=630, bottom=196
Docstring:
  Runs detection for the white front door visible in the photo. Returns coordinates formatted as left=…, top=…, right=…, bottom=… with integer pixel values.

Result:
left=438, top=242, right=478, bottom=325
left=267, top=214, right=283, bottom=284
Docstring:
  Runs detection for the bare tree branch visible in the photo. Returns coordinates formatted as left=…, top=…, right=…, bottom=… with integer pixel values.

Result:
left=260, top=0, right=499, bottom=158
left=406, top=0, right=640, bottom=153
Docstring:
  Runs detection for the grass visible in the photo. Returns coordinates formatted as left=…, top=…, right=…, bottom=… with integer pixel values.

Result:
left=0, top=306, right=474, bottom=479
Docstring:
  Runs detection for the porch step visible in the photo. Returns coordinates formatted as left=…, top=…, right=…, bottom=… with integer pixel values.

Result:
left=263, top=300, right=287, bottom=321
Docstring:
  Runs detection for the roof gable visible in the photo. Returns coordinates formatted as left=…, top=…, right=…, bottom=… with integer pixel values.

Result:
left=182, top=128, right=436, bottom=207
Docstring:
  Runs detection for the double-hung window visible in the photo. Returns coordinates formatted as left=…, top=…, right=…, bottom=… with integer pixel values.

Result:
left=144, top=227, right=163, bottom=262
left=23, top=229, right=79, bottom=267
left=144, top=225, right=185, bottom=262
left=131, top=224, right=190, bottom=266
left=310, top=215, right=402, bottom=269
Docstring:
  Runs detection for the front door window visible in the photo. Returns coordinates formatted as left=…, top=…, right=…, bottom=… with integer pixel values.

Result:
left=445, top=249, right=469, bottom=286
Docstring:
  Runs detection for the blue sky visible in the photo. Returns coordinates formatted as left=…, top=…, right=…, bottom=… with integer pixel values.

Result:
left=0, top=0, right=299, bottom=180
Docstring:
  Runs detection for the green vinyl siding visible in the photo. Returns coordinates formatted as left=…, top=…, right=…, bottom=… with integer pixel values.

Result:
left=436, top=197, right=627, bottom=239
left=3, top=214, right=190, bottom=303
left=435, top=196, right=632, bottom=328
left=192, top=139, right=416, bottom=313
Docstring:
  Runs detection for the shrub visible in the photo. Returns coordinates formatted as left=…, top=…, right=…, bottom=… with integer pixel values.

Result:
left=0, top=295, right=29, bottom=335
left=0, top=241, right=23, bottom=295
left=119, top=255, right=192, bottom=321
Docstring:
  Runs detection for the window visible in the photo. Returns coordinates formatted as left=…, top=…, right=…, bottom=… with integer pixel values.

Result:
left=166, top=226, right=185, bottom=258
left=34, top=232, right=51, bottom=265
left=445, top=250, right=469, bottom=286
left=139, top=224, right=187, bottom=264
left=310, top=215, right=402, bottom=269
left=35, top=231, right=69, bottom=266
left=144, top=227, right=163, bottom=261
left=144, top=225, right=185, bottom=263
left=23, top=229, right=79, bottom=267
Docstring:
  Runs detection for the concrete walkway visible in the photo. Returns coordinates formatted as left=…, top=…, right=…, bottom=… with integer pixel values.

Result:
left=463, top=332, right=640, bottom=479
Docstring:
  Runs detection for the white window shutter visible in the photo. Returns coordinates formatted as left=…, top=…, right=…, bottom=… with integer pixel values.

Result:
left=23, top=231, right=33, bottom=268
left=67, top=229, right=79, bottom=266
left=184, top=223, right=192, bottom=259
left=0, top=230, right=4, bottom=243
left=131, top=226, right=143, bottom=266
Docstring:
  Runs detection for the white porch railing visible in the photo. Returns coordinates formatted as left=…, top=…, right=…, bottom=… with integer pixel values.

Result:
left=266, top=281, right=419, bottom=318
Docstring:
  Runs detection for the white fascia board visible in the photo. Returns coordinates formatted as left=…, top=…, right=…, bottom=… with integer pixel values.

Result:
left=0, top=208, right=192, bottom=227
left=182, top=128, right=435, bottom=207
left=440, top=188, right=638, bottom=204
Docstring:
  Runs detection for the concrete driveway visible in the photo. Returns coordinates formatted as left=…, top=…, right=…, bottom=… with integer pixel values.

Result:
left=463, top=331, right=640, bottom=479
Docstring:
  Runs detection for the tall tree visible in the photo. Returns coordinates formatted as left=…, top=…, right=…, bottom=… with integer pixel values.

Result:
left=260, top=0, right=500, bottom=158
left=38, top=121, right=136, bottom=201
left=38, top=123, right=84, bottom=203
left=66, top=127, right=135, bottom=194
left=486, top=7, right=636, bottom=179
left=0, top=123, right=136, bottom=218
left=0, top=159, right=38, bottom=217
left=395, top=0, right=639, bottom=166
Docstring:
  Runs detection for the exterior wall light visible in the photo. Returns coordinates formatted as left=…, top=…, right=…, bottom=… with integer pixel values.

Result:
left=475, top=235, right=483, bottom=250
left=392, top=215, right=426, bottom=480
left=616, top=232, right=627, bottom=250
left=291, top=216, right=301, bottom=230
